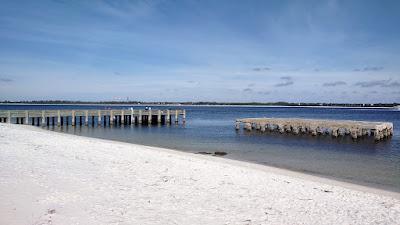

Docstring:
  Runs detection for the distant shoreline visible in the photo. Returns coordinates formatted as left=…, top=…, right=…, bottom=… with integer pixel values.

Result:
left=0, top=102, right=397, bottom=109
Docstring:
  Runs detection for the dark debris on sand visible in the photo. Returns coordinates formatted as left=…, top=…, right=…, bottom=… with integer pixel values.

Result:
left=195, top=151, right=228, bottom=156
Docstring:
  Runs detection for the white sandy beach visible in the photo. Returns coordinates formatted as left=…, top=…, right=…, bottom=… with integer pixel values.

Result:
left=1, top=123, right=400, bottom=225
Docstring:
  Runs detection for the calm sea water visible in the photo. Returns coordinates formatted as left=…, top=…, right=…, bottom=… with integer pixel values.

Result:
left=1, top=104, right=399, bottom=192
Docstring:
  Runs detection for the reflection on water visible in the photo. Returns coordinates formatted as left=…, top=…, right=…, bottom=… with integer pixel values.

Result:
left=1, top=104, right=400, bottom=192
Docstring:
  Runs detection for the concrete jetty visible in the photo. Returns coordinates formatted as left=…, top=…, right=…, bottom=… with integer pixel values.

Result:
left=235, top=117, right=393, bottom=142
left=0, top=109, right=186, bottom=127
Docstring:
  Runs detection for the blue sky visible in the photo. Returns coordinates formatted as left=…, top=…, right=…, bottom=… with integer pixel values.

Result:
left=0, top=0, right=399, bottom=103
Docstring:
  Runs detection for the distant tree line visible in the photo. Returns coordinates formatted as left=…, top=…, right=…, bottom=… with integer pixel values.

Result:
left=0, top=100, right=398, bottom=107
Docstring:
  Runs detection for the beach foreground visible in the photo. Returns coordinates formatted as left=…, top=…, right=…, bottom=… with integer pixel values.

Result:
left=1, top=124, right=399, bottom=225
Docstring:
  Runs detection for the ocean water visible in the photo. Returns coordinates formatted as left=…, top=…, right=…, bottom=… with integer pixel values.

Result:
left=1, top=104, right=399, bottom=192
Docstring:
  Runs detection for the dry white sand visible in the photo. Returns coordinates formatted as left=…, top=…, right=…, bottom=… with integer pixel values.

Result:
left=1, top=123, right=400, bottom=225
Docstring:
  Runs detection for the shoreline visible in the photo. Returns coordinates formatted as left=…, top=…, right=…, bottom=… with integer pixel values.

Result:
left=52, top=129, right=400, bottom=199
left=53, top=127, right=400, bottom=197
left=47, top=126, right=400, bottom=195
left=1, top=123, right=400, bottom=224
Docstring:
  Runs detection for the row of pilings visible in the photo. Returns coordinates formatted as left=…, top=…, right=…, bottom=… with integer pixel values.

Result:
left=0, top=109, right=186, bottom=127
left=235, top=118, right=393, bottom=142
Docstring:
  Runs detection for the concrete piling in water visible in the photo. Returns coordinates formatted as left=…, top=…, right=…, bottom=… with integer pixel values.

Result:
left=43, top=111, right=47, bottom=127
left=121, top=110, right=124, bottom=125
left=284, top=124, right=291, bottom=133
left=166, top=110, right=170, bottom=124
left=311, top=127, right=317, bottom=136
left=316, top=127, right=323, bottom=135
left=175, top=110, right=178, bottom=124
left=374, top=131, right=380, bottom=141
left=350, top=129, right=357, bottom=139
left=244, top=122, right=252, bottom=131
left=332, top=128, right=339, bottom=137
left=260, top=123, right=266, bottom=132
left=148, top=110, right=152, bottom=125
left=389, top=127, right=393, bottom=136
left=138, top=110, right=142, bottom=124
left=235, top=121, right=240, bottom=130
left=25, top=111, right=29, bottom=124
left=383, top=129, right=388, bottom=138
left=362, top=129, right=368, bottom=136
left=130, top=109, right=134, bottom=125
left=98, top=111, right=102, bottom=126
left=292, top=126, right=299, bottom=134
left=84, top=110, right=88, bottom=126
left=300, top=126, right=307, bottom=133
left=110, top=111, right=114, bottom=125
left=157, top=110, right=162, bottom=123
left=72, top=111, right=75, bottom=126
left=356, top=128, right=362, bottom=137
left=278, top=125, right=285, bottom=134
left=56, top=110, right=60, bottom=127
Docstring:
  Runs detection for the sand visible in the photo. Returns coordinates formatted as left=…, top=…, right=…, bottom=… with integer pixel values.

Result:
left=1, top=123, right=399, bottom=225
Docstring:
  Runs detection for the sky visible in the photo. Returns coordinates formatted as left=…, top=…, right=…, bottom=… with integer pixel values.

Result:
left=0, top=0, right=399, bottom=103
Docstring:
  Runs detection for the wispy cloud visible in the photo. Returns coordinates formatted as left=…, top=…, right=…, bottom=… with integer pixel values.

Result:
left=252, top=67, right=270, bottom=72
left=354, top=79, right=400, bottom=88
left=257, top=91, right=271, bottom=95
left=186, top=80, right=200, bottom=86
left=275, top=76, right=294, bottom=87
left=353, top=66, right=384, bottom=72
left=91, top=0, right=157, bottom=19
left=243, top=88, right=253, bottom=92
left=323, top=81, right=346, bottom=87
left=0, top=78, right=13, bottom=82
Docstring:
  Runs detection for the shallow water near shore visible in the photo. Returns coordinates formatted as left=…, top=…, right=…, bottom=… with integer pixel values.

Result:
left=1, top=104, right=400, bottom=192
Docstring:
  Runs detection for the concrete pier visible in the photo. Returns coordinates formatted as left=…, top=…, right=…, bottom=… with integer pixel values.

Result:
left=236, top=117, right=393, bottom=142
left=0, top=109, right=186, bottom=127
